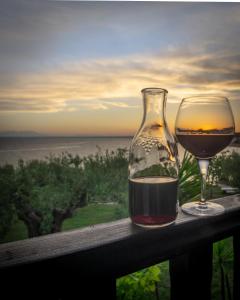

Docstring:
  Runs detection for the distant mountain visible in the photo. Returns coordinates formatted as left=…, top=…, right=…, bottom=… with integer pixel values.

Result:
left=0, top=131, right=43, bottom=137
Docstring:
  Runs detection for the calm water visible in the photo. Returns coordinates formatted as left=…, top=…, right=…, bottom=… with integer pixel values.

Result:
left=0, top=136, right=239, bottom=166
left=0, top=137, right=132, bottom=166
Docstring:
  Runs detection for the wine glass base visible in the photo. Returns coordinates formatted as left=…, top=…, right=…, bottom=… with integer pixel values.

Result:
left=181, top=201, right=225, bottom=217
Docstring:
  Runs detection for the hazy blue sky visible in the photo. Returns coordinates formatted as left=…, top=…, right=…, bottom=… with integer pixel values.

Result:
left=0, top=1, right=239, bottom=135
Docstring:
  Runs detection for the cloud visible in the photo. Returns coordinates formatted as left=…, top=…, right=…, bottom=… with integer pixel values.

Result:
left=1, top=1, right=240, bottom=71
left=0, top=48, right=239, bottom=114
left=66, top=98, right=139, bottom=111
left=1, top=3, right=240, bottom=108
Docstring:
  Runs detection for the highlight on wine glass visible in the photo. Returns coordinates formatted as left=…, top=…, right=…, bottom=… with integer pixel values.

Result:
left=175, top=95, right=235, bottom=216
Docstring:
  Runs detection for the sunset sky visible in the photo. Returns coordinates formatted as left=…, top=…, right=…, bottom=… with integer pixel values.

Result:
left=0, top=1, right=240, bottom=136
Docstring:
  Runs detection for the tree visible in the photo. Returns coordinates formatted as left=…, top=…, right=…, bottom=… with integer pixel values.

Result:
left=83, top=148, right=129, bottom=204
left=0, top=165, right=16, bottom=239
left=13, top=154, right=87, bottom=237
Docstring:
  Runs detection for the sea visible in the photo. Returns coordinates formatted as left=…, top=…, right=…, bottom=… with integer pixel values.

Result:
left=0, top=137, right=132, bottom=166
left=0, top=136, right=239, bottom=166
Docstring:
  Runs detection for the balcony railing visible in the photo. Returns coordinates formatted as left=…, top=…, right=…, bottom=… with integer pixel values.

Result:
left=0, top=194, right=240, bottom=299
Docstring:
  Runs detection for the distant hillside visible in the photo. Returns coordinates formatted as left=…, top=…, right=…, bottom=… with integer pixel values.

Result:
left=0, top=131, right=43, bottom=137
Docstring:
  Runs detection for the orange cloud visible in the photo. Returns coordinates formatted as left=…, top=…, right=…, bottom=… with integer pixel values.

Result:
left=0, top=50, right=239, bottom=133
left=0, top=51, right=239, bottom=113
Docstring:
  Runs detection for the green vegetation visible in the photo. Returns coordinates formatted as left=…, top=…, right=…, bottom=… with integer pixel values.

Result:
left=212, top=238, right=233, bottom=300
left=12, top=156, right=87, bottom=237
left=0, top=148, right=129, bottom=242
left=178, top=151, right=201, bottom=204
left=0, top=148, right=239, bottom=300
left=209, top=150, right=240, bottom=188
left=117, top=262, right=170, bottom=300
left=1, top=218, right=27, bottom=244
left=83, top=148, right=128, bottom=205
left=63, top=203, right=119, bottom=230
left=0, top=165, right=15, bottom=237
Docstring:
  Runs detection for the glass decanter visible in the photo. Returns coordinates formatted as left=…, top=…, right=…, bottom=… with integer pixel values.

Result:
left=129, top=88, right=179, bottom=227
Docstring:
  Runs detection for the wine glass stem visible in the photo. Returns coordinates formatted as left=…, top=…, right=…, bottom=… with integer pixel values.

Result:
left=197, top=159, right=210, bottom=208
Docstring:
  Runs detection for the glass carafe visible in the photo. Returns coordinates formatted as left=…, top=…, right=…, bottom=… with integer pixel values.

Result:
left=129, top=88, right=179, bottom=227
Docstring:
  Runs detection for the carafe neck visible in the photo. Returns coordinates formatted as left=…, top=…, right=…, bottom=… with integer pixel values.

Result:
left=142, top=88, right=167, bottom=126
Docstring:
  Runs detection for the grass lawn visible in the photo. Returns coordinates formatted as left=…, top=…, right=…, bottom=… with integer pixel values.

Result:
left=2, top=219, right=28, bottom=244
left=63, top=203, right=120, bottom=230
left=1, top=203, right=119, bottom=244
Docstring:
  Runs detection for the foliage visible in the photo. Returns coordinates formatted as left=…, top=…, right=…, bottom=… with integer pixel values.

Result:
left=212, top=238, right=233, bottom=300
left=0, top=165, right=16, bottom=238
left=178, top=150, right=240, bottom=204
left=117, top=265, right=161, bottom=300
left=83, top=148, right=129, bottom=218
left=13, top=155, right=87, bottom=236
left=0, top=148, right=203, bottom=239
left=178, top=151, right=201, bottom=204
left=0, top=149, right=129, bottom=239
left=117, top=261, right=170, bottom=300
left=209, top=150, right=240, bottom=188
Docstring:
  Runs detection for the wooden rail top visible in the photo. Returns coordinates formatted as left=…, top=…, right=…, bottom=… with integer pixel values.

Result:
left=0, top=195, right=240, bottom=278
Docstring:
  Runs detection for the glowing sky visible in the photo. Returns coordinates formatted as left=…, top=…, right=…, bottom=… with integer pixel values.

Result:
left=0, top=1, right=240, bottom=135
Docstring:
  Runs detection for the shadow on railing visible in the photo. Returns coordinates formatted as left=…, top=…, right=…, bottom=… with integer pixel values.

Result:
left=0, top=195, right=240, bottom=300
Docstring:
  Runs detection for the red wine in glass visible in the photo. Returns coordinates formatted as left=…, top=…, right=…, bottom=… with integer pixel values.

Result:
left=176, top=133, right=234, bottom=159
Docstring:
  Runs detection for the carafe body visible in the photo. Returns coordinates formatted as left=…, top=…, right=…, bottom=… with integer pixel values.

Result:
left=129, top=88, right=179, bottom=227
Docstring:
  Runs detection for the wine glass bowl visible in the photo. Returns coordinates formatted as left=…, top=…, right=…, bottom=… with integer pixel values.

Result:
left=175, top=96, right=235, bottom=216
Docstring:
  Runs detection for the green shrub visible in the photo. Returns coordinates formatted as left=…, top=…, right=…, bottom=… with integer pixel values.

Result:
left=209, top=150, right=240, bottom=188
left=212, top=238, right=233, bottom=300
left=117, top=265, right=161, bottom=300
left=83, top=148, right=128, bottom=204
left=0, top=165, right=16, bottom=238
left=178, top=151, right=201, bottom=204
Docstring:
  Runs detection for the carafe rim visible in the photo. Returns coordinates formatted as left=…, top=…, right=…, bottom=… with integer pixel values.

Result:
left=141, top=87, right=168, bottom=94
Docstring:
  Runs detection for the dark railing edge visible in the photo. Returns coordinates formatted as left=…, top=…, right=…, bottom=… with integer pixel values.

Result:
left=0, top=195, right=239, bottom=273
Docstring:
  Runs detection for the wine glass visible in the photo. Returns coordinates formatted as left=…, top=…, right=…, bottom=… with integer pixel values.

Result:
left=175, top=95, right=235, bottom=216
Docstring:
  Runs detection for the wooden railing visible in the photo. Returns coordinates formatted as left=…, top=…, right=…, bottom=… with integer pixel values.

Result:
left=0, top=194, right=240, bottom=299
